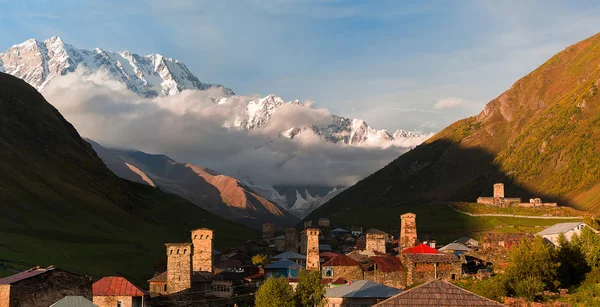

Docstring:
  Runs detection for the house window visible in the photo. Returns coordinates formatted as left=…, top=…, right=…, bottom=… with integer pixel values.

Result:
left=324, top=267, right=334, bottom=277
left=117, top=300, right=123, bottom=307
left=164, top=284, right=167, bottom=292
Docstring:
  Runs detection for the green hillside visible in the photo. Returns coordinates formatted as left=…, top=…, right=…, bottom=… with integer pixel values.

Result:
left=307, top=32, right=600, bottom=229
left=0, top=73, right=257, bottom=284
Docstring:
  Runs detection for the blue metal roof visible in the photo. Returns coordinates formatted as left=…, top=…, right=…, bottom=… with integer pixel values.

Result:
left=265, top=258, right=302, bottom=269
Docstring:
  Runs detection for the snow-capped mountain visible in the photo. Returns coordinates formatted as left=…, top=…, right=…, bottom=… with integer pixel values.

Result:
left=0, top=36, right=233, bottom=97
left=219, top=94, right=430, bottom=147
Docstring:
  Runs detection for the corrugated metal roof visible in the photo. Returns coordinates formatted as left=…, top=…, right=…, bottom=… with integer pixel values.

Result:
left=50, top=296, right=98, bottom=307
left=323, top=254, right=361, bottom=267
left=325, top=280, right=402, bottom=298
left=536, top=222, right=585, bottom=236
left=402, top=244, right=438, bottom=254
left=439, top=243, right=472, bottom=252
left=265, top=259, right=302, bottom=269
left=373, top=280, right=503, bottom=306
left=93, top=276, right=148, bottom=297
left=273, top=251, right=306, bottom=260
left=0, top=266, right=54, bottom=284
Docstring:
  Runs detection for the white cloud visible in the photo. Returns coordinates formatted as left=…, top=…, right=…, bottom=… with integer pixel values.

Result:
left=434, top=97, right=466, bottom=109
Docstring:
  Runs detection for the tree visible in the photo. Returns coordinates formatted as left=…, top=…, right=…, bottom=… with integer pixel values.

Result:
left=556, top=233, right=590, bottom=287
left=504, top=237, right=559, bottom=299
left=255, top=277, right=295, bottom=307
left=252, top=254, right=270, bottom=267
left=579, top=227, right=600, bottom=268
left=295, top=270, right=326, bottom=307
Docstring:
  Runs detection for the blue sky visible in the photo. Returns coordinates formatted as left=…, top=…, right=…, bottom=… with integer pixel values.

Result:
left=2, top=0, right=600, bottom=132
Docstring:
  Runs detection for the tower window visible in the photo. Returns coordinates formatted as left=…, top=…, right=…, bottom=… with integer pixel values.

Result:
left=194, top=235, right=198, bottom=239
left=170, top=250, right=173, bottom=255
left=177, top=249, right=180, bottom=254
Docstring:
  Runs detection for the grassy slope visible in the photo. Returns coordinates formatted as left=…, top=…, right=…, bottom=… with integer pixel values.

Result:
left=0, top=73, right=257, bottom=285
left=306, top=32, right=600, bottom=232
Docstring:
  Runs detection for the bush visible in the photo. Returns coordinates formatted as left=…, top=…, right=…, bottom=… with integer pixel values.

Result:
left=513, top=276, right=545, bottom=301
left=470, top=276, right=509, bottom=302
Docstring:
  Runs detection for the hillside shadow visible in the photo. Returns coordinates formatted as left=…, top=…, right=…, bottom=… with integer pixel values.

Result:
left=303, top=138, right=573, bottom=242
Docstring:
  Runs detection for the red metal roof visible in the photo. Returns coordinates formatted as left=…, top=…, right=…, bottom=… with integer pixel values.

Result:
left=0, top=266, right=54, bottom=284
left=402, top=243, right=438, bottom=254
left=93, top=276, right=148, bottom=297
left=369, top=256, right=404, bottom=272
left=323, top=254, right=362, bottom=267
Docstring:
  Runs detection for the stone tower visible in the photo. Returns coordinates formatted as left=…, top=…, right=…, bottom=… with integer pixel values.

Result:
left=494, top=183, right=505, bottom=198
left=262, top=223, right=275, bottom=240
left=400, top=213, right=418, bottom=252
left=284, top=228, right=297, bottom=253
left=366, top=229, right=386, bottom=254
left=191, top=228, right=213, bottom=273
left=166, top=243, right=192, bottom=293
left=300, top=231, right=308, bottom=254
left=305, top=228, right=320, bottom=271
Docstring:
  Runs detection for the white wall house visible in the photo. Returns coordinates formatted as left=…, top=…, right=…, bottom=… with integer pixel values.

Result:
left=536, top=222, right=595, bottom=246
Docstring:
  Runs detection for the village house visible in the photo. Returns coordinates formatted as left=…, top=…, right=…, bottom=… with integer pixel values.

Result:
left=365, top=228, right=388, bottom=254
left=271, top=234, right=286, bottom=252
left=264, top=259, right=301, bottom=279
left=373, top=280, right=503, bottom=306
left=536, top=222, right=596, bottom=246
left=322, top=255, right=364, bottom=280
left=0, top=266, right=92, bottom=307
left=272, top=251, right=306, bottom=266
left=50, top=296, right=97, bottom=307
left=454, top=236, right=479, bottom=249
left=331, top=227, right=349, bottom=237
left=364, top=254, right=406, bottom=289
left=324, top=280, right=402, bottom=307
left=92, top=276, right=149, bottom=307
left=351, top=227, right=363, bottom=237
left=401, top=244, right=462, bottom=285
left=439, top=242, right=472, bottom=256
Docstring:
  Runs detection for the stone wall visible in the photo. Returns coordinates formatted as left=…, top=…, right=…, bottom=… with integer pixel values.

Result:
left=149, top=282, right=167, bottom=295
left=364, top=271, right=406, bottom=289
left=366, top=233, right=386, bottom=254
left=166, top=243, right=192, bottom=294
left=94, top=296, right=134, bottom=307
left=405, top=261, right=461, bottom=286
left=306, top=228, right=320, bottom=271
left=0, top=269, right=91, bottom=307
left=323, top=265, right=363, bottom=281
left=493, top=183, right=505, bottom=198
left=400, top=213, right=417, bottom=251
left=191, top=228, right=213, bottom=273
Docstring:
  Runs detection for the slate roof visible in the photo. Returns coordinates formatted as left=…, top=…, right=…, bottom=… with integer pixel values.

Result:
left=323, top=254, right=362, bottom=267
left=373, top=279, right=504, bottom=306
left=367, top=228, right=388, bottom=235
left=403, top=244, right=439, bottom=254
left=325, top=280, right=402, bottom=298
left=536, top=222, right=586, bottom=236
left=369, top=255, right=404, bottom=272
left=439, top=243, right=472, bottom=252
left=404, top=253, right=459, bottom=264
left=93, top=276, right=148, bottom=297
left=147, top=271, right=167, bottom=282
left=49, top=296, right=98, bottom=307
left=454, top=236, right=477, bottom=244
left=265, top=259, right=302, bottom=270
left=0, top=266, right=55, bottom=284
left=272, top=251, right=306, bottom=260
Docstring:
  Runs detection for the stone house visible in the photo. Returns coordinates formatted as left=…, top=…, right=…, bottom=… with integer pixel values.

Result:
left=324, top=280, right=402, bottom=307
left=536, top=222, right=596, bottom=247
left=0, top=266, right=91, bottom=307
left=439, top=242, right=472, bottom=256
left=322, top=255, right=364, bottom=281
left=92, top=276, right=149, bottom=307
left=401, top=244, right=462, bottom=285
left=364, top=255, right=406, bottom=289
left=454, top=236, right=479, bottom=249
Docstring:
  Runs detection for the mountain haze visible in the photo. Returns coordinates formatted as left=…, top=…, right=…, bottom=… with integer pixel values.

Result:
left=308, top=32, right=600, bottom=225
left=0, top=72, right=254, bottom=282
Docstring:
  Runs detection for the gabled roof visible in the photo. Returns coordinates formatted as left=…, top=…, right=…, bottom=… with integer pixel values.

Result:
left=50, top=296, right=98, bottom=307
left=147, top=271, right=167, bottom=282
left=265, top=259, right=302, bottom=270
left=273, top=251, right=306, bottom=260
left=332, top=228, right=348, bottom=232
left=373, top=279, right=503, bottom=306
left=367, top=228, right=388, bottom=235
left=454, top=236, right=478, bottom=244
left=93, top=276, right=148, bottom=297
left=0, top=266, right=55, bottom=284
left=402, top=244, right=438, bottom=254
left=320, top=252, right=339, bottom=258
left=323, top=254, right=361, bottom=267
left=325, top=280, right=402, bottom=298
left=439, top=242, right=472, bottom=252
left=369, top=255, right=404, bottom=272
left=536, top=222, right=586, bottom=236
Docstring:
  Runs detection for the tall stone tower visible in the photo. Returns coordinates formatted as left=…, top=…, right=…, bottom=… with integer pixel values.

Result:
left=262, top=223, right=275, bottom=240
left=305, top=228, right=320, bottom=271
left=494, top=183, right=505, bottom=198
left=166, top=243, right=192, bottom=293
left=400, top=213, right=418, bottom=252
left=366, top=229, right=386, bottom=254
left=191, top=228, right=213, bottom=273
left=284, top=228, right=297, bottom=253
